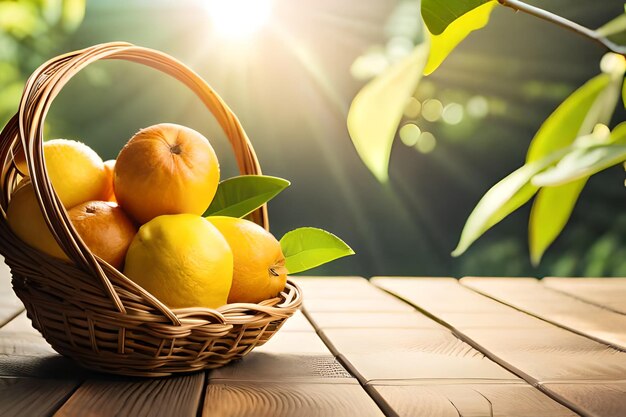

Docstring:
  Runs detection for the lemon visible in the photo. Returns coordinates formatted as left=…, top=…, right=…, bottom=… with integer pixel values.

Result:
left=43, top=139, right=109, bottom=208
left=124, top=214, right=233, bottom=309
left=7, top=182, right=68, bottom=260
left=207, top=216, right=287, bottom=304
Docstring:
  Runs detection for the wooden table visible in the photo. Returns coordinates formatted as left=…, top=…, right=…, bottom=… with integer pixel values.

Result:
left=1, top=261, right=625, bottom=417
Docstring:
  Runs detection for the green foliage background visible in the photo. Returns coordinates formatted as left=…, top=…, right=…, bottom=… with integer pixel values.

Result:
left=1, top=0, right=625, bottom=277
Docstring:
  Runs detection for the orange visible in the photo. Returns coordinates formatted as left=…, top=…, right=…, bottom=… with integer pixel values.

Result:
left=6, top=182, right=68, bottom=260
left=114, top=123, right=220, bottom=224
left=124, top=214, right=233, bottom=309
left=102, top=159, right=117, bottom=202
left=68, top=201, right=137, bottom=269
left=207, top=216, right=287, bottom=304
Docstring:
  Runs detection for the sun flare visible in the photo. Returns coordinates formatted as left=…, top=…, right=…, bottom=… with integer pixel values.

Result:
left=203, top=0, right=273, bottom=39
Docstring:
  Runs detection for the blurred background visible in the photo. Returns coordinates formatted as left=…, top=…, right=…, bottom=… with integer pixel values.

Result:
left=1, top=0, right=625, bottom=277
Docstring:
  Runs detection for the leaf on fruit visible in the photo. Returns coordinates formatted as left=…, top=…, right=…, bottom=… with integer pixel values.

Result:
left=347, top=43, right=429, bottom=182
left=203, top=175, right=290, bottom=218
left=423, top=1, right=497, bottom=75
left=452, top=149, right=568, bottom=257
left=280, top=227, right=354, bottom=274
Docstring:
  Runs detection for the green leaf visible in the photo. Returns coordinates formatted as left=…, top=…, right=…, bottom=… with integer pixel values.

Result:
left=597, top=13, right=626, bottom=45
left=526, top=74, right=611, bottom=162
left=280, top=227, right=354, bottom=274
left=529, top=179, right=587, bottom=266
left=203, top=175, right=290, bottom=218
left=622, top=77, right=626, bottom=109
left=347, top=43, right=429, bottom=182
left=423, top=1, right=497, bottom=75
left=421, top=0, right=492, bottom=35
left=452, top=150, right=567, bottom=257
left=526, top=71, right=623, bottom=263
left=532, top=141, right=626, bottom=187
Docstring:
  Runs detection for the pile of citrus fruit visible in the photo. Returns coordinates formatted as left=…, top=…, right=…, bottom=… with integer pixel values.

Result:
left=7, top=123, right=353, bottom=309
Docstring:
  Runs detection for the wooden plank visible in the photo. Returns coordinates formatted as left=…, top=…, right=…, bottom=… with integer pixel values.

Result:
left=462, top=277, right=626, bottom=350
left=253, top=331, right=332, bottom=355
left=306, top=311, right=440, bottom=330
left=210, top=353, right=354, bottom=383
left=0, top=312, right=55, bottom=357
left=460, top=327, right=626, bottom=382
left=211, top=307, right=353, bottom=384
left=369, top=383, right=578, bottom=417
left=278, top=310, right=316, bottom=332
left=207, top=292, right=387, bottom=417
left=374, top=277, right=516, bottom=314
left=374, top=277, right=626, bottom=416
left=374, top=277, right=626, bottom=382
left=0, top=312, right=85, bottom=378
left=55, top=373, right=203, bottom=417
left=204, top=381, right=385, bottom=417
left=0, top=377, right=78, bottom=417
left=544, top=278, right=626, bottom=315
left=292, top=276, right=384, bottom=299
left=320, top=328, right=518, bottom=383
left=0, top=256, right=23, bottom=328
left=303, top=295, right=415, bottom=313
left=543, top=382, right=626, bottom=417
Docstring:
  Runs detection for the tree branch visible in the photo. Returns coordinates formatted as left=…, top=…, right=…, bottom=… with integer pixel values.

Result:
left=498, top=0, right=626, bottom=56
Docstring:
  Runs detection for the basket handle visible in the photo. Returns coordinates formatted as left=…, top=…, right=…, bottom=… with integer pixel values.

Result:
left=3, top=42, right=268, bottom=323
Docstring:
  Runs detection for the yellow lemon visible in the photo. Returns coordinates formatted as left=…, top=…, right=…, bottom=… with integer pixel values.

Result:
left=7, top=182, right=68, bottom=260
left=207, top=216, right=287, bottom=304
left=124, top=214, right=233, bottom=309
left=43, top=139, right=109, bottom=208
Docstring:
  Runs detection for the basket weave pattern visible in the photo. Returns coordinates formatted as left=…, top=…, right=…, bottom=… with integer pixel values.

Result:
left=0, top=42, right=302, bottom=376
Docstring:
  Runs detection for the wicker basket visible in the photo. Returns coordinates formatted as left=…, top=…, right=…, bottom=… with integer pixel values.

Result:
left=0, top=42, right=302, bottom=377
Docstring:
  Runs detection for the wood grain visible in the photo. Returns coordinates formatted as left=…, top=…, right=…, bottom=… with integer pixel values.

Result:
left=0, top=311, right=85, bottom=378
left=544, top=278, right=626, bottom=315
left=370, top=383, right=578, bottom=417
left=204, top=381, right=385, bottom=417
left=373, top=277, right=626, bottom=416
left=374, top=278, right=626, bottom=382
left=292, top=276, right=383, bottom=299
left=0, top=377, right=77, bottom=417
left=460, top=327, right=626, bottom=382
left=306, top=311, right=440, bottom=330
left=319, top=328, right=517, bottom=383
left=544, top=382, right=626, bottom=417
left=374, top=277, right=516, bottom=314
left=0, top=256, right=23, bottom=328
left=253, top=331, right=331, bottom=355
left=210, top=352, right=354, bottom=383
left=462, top=277, right=626, bottom=350
left=278, top=310, right=316, bottom=332
left=55, top=373, right=204, bottom=417
left=303, top=295, right=414, bottom=312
